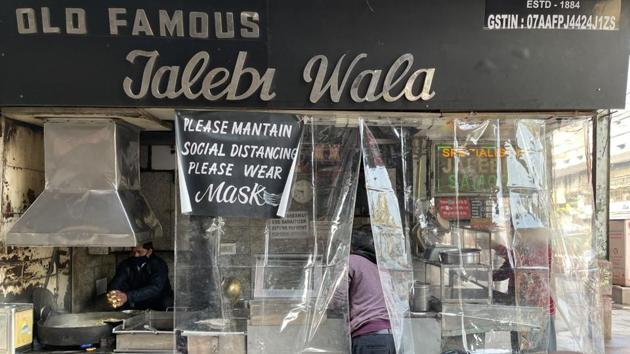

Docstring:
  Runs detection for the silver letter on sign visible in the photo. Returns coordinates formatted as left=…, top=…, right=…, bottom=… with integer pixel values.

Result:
left=227, top=51, right=276, bottom=101
left=303, top=54, right=366, bottom=103
left=404, top=68, right=436, bottom=101
left=151, top=66, right=182, bottom=99
left=181, top=51, right=210, bottom=99
left=189, top=12, right=209, bottom=39
left=202, top=67, right=231, bottom=101
left=159, top=10, right=184, bottom=37
left=240, top=12, right=259, bottom=38
left=258, top=69, right=277, bottom=101
left=383, top=54, right=413, bottom=102
left=41, top=7, right=61, bottom=33
left=66, top=8, right=87, bottom=35
left=108, top=8, right=127, bottom=35
left=123, top=50, right=159, bottom=99
left=215, top=12, right=235, bottom=39
left=350, top=70, right=383, bottom=102
left=132, top=9, right=154, bottom=36
left=16, top=8, right=37, bottom=34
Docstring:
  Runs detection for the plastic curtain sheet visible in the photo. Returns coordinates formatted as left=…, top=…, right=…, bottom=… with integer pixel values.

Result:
left=360, top=116, right=603, bottom=354
left=446, top=118, right=553, bottom=353
left=547, top=117, right=604, bottom=354
left=174, top=114, right=603, bottom=354
left=360, top=120, right=416, bottom=353
left=174, top=116, right=362, bottom=354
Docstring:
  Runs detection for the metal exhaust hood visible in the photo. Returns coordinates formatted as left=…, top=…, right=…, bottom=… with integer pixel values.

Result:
left=7, top=119, right=163, bottom=247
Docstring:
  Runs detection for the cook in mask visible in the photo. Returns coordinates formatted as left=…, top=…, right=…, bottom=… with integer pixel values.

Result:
left=107, top=242, right=174, bottom=311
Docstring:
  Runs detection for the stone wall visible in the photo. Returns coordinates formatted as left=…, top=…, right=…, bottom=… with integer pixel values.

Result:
left=0, top=117, right=71, bottom=312
left=71, top=248, right=117, bottom=312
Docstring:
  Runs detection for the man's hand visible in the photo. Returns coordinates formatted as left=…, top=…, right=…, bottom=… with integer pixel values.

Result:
left=107, top=290, right=128, bottom=308
left=116, top=291, right=128, bottom=305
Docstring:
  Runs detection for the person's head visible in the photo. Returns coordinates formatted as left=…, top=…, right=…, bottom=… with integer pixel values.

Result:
left=132, top=242, right=153, bottom=258
left=351, top=225, right=376, bottom=263
left=351, top=225, right=374, bottom=252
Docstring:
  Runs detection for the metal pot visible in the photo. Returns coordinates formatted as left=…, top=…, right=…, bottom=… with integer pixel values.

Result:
left=37, top=312, right=131, bottom=347
left=439, top=248, right=481, bottom=264
left=410, top=281, right=430, bottom=312
left=423, top=245, right=458, bottom=262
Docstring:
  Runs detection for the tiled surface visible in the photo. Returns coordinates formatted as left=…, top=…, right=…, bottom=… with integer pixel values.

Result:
left=606, top=306, right=630, bottom=354
left=141, top=171, right=175, bottom=251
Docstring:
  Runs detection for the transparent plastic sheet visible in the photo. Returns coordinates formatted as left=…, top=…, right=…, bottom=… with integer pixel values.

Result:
left=547, top=117, right=604, bottom=354
left=360, top=120, right=416, bottom=353
left=174, top=113, right=603, bottom=354
left=174, top=116, right=361, bottom=353
left=435, top=118, right=553, bottom=353
left=363, top=116, right=602, bottom=354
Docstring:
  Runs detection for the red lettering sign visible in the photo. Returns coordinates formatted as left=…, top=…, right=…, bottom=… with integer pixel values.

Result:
left=438, top=197, right=472, bottom=220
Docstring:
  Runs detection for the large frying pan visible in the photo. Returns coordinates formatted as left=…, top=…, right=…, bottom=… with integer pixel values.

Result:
left=38, top=312, right=131, bottom=347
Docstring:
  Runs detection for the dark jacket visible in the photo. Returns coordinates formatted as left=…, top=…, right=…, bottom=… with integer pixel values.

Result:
left=109, top=254, right=174, bottom=311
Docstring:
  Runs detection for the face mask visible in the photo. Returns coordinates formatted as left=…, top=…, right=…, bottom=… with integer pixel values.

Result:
left=133, top=256, right=149, bottom=267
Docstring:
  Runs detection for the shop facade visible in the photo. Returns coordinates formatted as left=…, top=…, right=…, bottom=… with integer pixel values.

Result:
left=0, top=1, right=628, bottom=353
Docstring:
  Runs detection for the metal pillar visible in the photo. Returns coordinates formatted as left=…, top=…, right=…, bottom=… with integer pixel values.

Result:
left=593, top=110, right=611, bottom=260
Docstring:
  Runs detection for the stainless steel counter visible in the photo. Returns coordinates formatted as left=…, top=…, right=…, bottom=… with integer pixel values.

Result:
left=440, top=303, right=545, bottom=336
left=180, top=318, right=247, bottom=336
left=31, top=305, right=544, bottom=354
left=410, top=310, right=440, bottom=318
left=181, top=319, right=247, bottom=354
left=112, top=311, right=175, bottom=353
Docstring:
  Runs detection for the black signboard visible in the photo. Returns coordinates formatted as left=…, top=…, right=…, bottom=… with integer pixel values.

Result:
left=485, top=0, right=621, bottom=30
left=0, top=0, right=628, bottom=110
left=175, top=111, right=302, bottom=218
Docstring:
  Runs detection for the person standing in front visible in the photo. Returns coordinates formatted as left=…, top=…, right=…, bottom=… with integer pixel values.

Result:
left=340, top=225, right=396, bottom=354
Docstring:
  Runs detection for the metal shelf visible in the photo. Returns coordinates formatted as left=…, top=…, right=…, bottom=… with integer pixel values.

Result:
left=424, top=226, right=498, bottom=306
